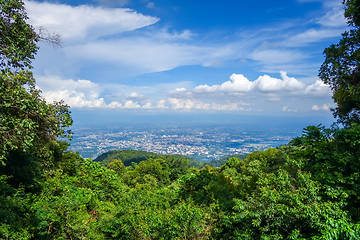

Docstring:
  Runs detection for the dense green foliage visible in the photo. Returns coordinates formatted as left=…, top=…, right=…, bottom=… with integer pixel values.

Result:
left=94, top=149, right=158, bottom=166
left=319, top=0, right=360, bottom=125
left=5, top=126, right=360, bottom=239
left=208, top=153, right=247, bottom=167
left=0, top=0, right=38, bottom=71
left=0, top=0, right=72, bottom=238
left=2, top=0, right=360, bottom=239
left=94, top=149, right=206, bottom=169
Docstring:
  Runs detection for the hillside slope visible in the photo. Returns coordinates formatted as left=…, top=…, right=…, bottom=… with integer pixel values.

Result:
left=94, top=149, right=207, bottom=168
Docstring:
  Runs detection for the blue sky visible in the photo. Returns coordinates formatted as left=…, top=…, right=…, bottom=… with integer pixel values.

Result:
left=25, top=0, right=348, bottom=119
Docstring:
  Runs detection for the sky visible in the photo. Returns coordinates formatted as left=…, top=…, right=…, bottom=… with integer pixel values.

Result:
left=24, top=0, right=349, bottom=123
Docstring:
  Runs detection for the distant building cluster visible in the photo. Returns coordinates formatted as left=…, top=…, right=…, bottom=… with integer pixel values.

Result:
left=69, top=124, right=297, bottom=161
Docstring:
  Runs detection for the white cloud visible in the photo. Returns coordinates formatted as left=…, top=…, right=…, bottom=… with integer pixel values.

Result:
left=211, top=102, right=243, bottom=111
left=316, top=8, right=347, bottom=27
left=36, top=71, right=333, bottom=113
left=123, top=100, right=141, bottom=109
left=127, top=92, right=147, bottom=100
left=37, top=76, right=101, bottom=92
left=42, top=89, right=107, bottom=108
left=312, top=105, right=320, bottom=111
left=192, top=71, right=305, bottom=94
left=168, top=98, right=186, bottom=109
left=285, top=29, right=346, bottom=47
left=311, top=104, right=331, bottom=111
left=169, top=72, right=332, bottom=106
left=142, top=102, right=153, bottom=109
left=173, top=87, right=187, bottom=92
left=259, top=71, right=305, bottom=91
left=304, top=80, right=332, bottom=96
left=25, top=0, right=159, bottom=43
left=321, top=104, right=330, bottom=110
left=282, top=4, right=348, bottom=47
left=36, top=75, right=105, bottom=105
left=156, top=100, right=167, bottom=108
left=36, top=75, right=136, bottom=109
left=107, top=101, right=123, bottom=108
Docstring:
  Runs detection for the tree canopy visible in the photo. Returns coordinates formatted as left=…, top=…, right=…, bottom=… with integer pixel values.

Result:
left=0, top=0, right=38, bottom=71
left=319, top=0, right=360, bottom=125
left=0, top=0, right=72, bottom=165
left=0, top=1, right=72, bottom=237
left=2, top=0, right=360, bottom=239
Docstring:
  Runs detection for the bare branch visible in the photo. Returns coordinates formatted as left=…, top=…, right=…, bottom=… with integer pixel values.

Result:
left=36, top=26, right=63, bottom=49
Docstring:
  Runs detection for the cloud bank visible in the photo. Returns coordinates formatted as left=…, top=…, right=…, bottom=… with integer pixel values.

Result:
left=170, top=72, right=331, bottom=97
left=36, top=72, right=333, bottom=114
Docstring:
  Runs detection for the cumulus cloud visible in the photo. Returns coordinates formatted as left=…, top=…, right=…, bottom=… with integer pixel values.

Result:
left=36, top=71, right=332, bottom=113
left=36, top=75, right=107, bottom=108
left=170, top=72, right=331, bottom=98
left=25, top=0, right=159, bottom=43
left=107, top=101, right=123, bottom=108
left=142, top=102, right=153, bottom=109
left=192, top=71, right=305, bottom=94
left=43, top=89, right=107, bottom=108
left=312, top=105, right=320, bottom=111
left=321, top=104, right=330, bottom=110
left=36, top=75, right=136, bottom=109
left=123, top=100, right=141, bottom=109
left=311, top=104, right=331, bottom=111
left=156, top=100, right=167, bottom=108
left=38, top=77, right=100, bottom=92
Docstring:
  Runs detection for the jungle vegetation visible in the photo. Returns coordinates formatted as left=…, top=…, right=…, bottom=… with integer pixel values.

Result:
left=1, top=0, right=360, bottom=239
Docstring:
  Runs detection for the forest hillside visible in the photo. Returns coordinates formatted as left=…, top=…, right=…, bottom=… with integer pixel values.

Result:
left=1, top=0, right=360, bottom=239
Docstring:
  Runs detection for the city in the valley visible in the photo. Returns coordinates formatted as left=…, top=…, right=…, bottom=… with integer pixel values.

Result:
left=69, top=123, right=301, bottom=161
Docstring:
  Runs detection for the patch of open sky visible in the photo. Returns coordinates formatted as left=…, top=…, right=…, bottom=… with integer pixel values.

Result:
left=71, top=111, right=334, bottom=128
